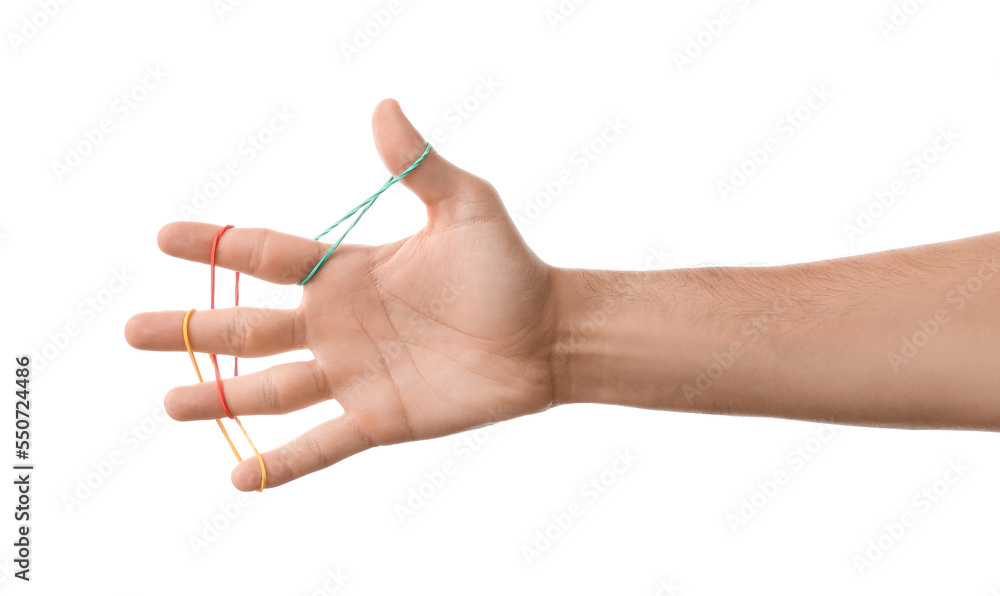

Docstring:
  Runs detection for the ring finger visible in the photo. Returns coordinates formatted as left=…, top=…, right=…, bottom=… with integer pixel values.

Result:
left=166, top=360, right=336, bottom=420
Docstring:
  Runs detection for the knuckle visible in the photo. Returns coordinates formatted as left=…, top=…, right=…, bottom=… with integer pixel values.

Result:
left=259, top=368, right=279, bottom=412
left=225, top=310, right=249, bottom=355
left=464, top=175, right=499, bottom=198
left=310, top=361, right=332, bottom=399
left=288, top=242, right=327, bottom=285
left=247, top=229, right=272, bottom=278
left=292, top=308, right=308, bottom=349
left=241, top=309, right=264, bottom=348
left=247, top=230, right=268, bottom=277
left=301, top=434, right=331, bottom=469
left=348, top=413, right=376, bottom=450
left=273, top=446, right=296, bottom=486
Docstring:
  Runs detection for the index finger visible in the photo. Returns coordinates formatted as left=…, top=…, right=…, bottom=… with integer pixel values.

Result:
left=157, top=222, right=331, bottom=285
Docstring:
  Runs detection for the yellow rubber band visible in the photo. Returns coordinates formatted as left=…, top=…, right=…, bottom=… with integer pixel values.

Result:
left=183, top=308, right=267, bottom=492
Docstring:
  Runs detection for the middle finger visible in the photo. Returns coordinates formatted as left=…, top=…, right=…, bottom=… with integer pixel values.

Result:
left=125, top=307, right=304, bottom=357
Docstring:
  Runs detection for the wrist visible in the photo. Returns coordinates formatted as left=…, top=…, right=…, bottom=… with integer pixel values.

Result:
left=548, top=267, right=602, bottom=407
left=548, top=267, right=696, bottom=409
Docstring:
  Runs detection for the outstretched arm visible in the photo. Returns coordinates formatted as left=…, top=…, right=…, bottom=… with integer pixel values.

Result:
left=126, top=99, right=1000, bottom=492
left=552, top=235, right=1000, bottom=431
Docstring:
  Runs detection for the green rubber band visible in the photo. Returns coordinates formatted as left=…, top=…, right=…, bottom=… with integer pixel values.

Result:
left=298, top=142, right=432, bottom=286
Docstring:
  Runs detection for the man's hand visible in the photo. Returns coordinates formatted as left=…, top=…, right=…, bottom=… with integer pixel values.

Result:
left=128, top=100, right=1000, bottom=492
left=126, top=99, right=558, bottom=491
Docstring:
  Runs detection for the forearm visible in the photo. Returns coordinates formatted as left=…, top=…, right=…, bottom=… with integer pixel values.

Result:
left=551, top=233, right=1000, bottom=431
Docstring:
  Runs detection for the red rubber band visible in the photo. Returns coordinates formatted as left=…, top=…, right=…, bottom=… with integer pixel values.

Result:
left=209, top=354, right=233, bottom=419
left=210, top=225, right=238, bottom=419
left=209, top=225, right=234, bottom=310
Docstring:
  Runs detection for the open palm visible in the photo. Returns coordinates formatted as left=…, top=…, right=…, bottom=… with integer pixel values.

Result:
left=126, top=100, right=558, bottom=490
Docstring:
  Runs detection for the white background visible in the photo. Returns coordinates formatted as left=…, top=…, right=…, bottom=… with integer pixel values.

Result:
left=1, top=0, right=999, bottom=594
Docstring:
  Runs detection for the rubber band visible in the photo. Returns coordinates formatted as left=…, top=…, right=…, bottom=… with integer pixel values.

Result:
left=183, top=309, right=242, bottom=463
left=183, top=309, right=265, bottom=490
left=175, top=145, right=433, bottom=488
left=210, top=225, right=237, bottom=418
left=298, top=142, right=432, bottom=286
left=181, top=225, right=267, bottom=492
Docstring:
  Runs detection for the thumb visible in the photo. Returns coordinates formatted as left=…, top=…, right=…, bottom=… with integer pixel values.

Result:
left=371, top=98, right=494, bottom=225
